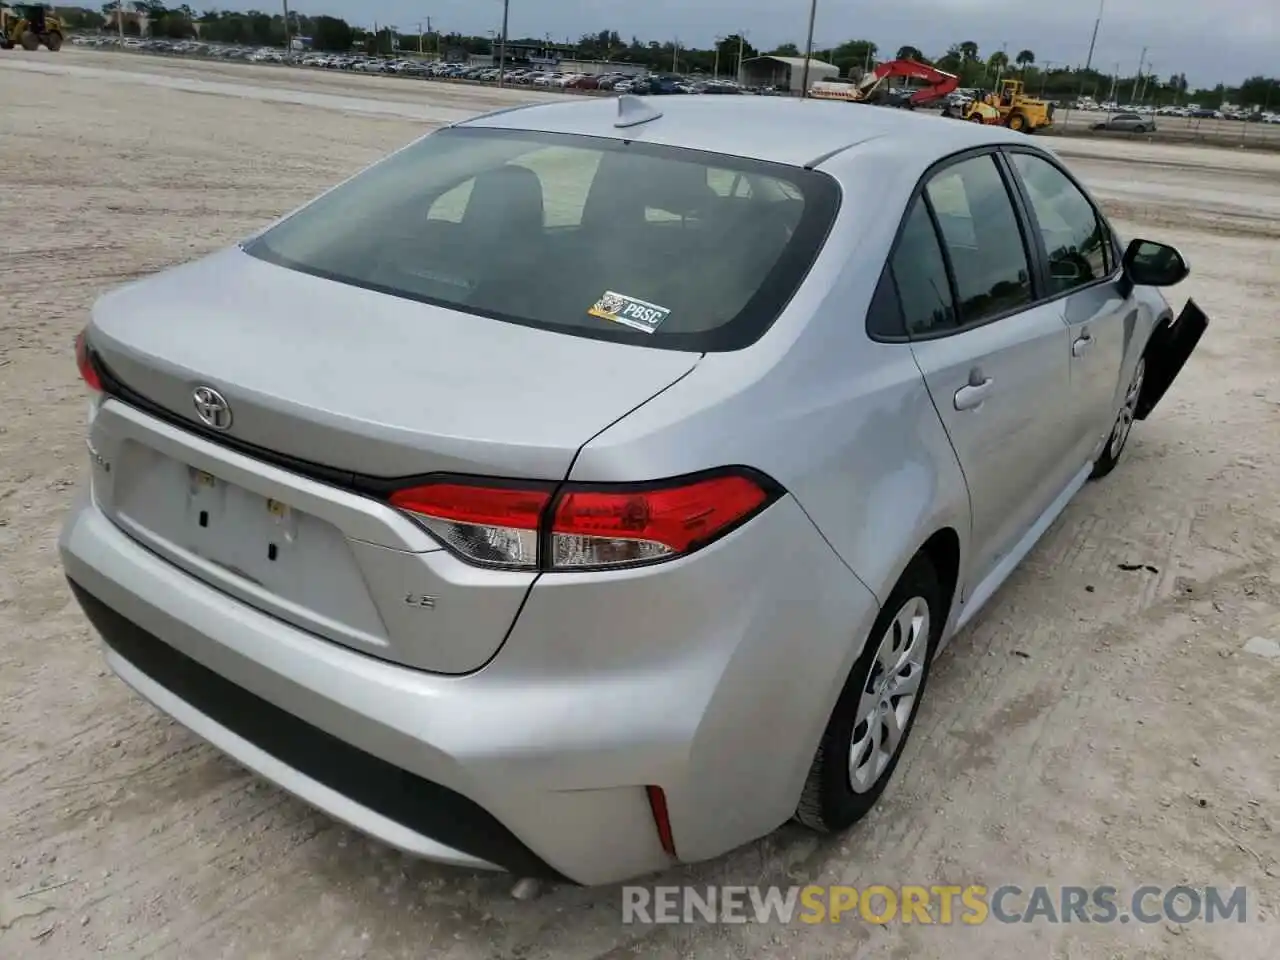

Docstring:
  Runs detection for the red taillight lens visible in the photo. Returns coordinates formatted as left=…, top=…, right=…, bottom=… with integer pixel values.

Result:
left=388, top=481, right=551, bottom=569
left=550, top=473, right=770, bottom=569
left=387, top=470, right=776, bottom=572
left=75, top=330, right=103, bottom=393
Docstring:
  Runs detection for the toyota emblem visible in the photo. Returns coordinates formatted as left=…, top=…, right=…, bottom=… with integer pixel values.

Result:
left=192, top=385, right=233, bottom=431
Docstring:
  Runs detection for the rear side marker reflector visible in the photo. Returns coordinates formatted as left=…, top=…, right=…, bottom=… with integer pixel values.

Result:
left=388, top=469, right=779, bottom=572
left=646, top=785, right=677, bottom=858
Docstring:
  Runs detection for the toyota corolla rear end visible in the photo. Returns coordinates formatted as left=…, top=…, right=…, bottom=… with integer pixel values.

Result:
left=59, top=113, right=878, bottom=885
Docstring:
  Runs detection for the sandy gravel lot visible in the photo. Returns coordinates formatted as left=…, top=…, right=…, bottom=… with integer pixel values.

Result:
left=1, top=53, right=1278, bottom=960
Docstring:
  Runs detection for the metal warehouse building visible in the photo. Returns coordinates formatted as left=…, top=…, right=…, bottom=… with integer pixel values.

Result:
left=740, top=55, right=839, bottom=93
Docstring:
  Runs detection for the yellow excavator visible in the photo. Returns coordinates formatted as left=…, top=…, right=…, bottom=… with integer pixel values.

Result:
left=961, top=78, right=1054, bottom=132
left=0, top=3, right=65, bottom=51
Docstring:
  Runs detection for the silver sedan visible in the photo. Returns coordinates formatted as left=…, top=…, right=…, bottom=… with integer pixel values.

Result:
left=62, top=94, right=1206, bottom=886
left=1093, top=111, right=1158, bottom=132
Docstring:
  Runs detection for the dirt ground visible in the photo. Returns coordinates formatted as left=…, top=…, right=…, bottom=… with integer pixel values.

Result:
left=1, top=52, right=1278, bottom=960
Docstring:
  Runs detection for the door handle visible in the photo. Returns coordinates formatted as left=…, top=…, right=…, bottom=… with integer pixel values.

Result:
left=1072, top=333, right=1095, bottom=357
left=954, top=377, right=994, bottom=411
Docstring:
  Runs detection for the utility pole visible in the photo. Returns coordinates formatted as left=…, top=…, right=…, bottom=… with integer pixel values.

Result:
left=737, top=32, right=745, bottom=85
left=800, top=0, right=818, bottom=97
left=282, top=0, right=291, bottom=61
left=1134, top=45, right=1147, bottom=104
left=496, top=0, right=508, bottom=87
left=672, top=37, right=678, bottom=73
left=116, top=0, right=125, bottom=45
left=1083, top=0, right=1105, bottom=73
left=713, top=36, right=722, bottom=80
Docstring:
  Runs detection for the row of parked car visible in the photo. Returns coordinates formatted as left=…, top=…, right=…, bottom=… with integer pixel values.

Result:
left=295, top=55, right=748, bottom=95
left=68, top=34, right=750, bottom=97
left=1069, top=98, right=1280, bottom=123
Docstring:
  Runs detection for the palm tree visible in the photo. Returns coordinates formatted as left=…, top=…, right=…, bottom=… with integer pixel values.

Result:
left=958, top=40, right=979, bottom=62
left=1015, top=49, right=1035, bottom=69
left=896, top=44, right=924, bottom=62
left=988, top=50, right=1009, bottom=72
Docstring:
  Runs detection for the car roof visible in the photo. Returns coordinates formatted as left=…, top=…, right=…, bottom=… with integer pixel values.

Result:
left=456, top=95, right=1031, bottom=169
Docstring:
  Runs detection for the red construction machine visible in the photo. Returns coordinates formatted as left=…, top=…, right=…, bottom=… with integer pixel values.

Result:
left=808, top=59, right=959, bottom=108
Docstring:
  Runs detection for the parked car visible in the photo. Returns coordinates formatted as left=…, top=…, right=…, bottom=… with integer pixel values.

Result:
left=1092, top=112, right=1156, bottom=132
left=64, top=96, right=1205, bottom=887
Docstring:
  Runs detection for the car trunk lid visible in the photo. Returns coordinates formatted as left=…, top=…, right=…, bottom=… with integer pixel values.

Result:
left=85, top=247, right=700, bottom=673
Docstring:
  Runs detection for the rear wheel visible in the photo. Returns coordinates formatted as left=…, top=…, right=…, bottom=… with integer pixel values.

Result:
left=1133, top=124, right=1147, bottom=133
left=1007, top=112, right=1026, bottom=132
left=20, top=31, right=39, bottom=51
left=796, top=554, right=942, bottom=832
left=43, top=31, right=62, bottom=51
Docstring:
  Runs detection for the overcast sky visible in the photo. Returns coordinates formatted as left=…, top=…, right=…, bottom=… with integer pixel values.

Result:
left=274, top=0, right=1274, bottom=87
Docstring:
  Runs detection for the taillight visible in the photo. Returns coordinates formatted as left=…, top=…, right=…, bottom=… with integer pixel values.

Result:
left=551, top=474, right=770, bottom=568
left=388, top=481, right=551, bottom=569
left=75, top=329, right=103, bottom=393
left=388, top=469, right=778, bottom=571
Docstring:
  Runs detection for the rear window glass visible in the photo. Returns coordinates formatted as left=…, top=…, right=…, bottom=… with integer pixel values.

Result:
left=245, top=128, right=839, bottom=351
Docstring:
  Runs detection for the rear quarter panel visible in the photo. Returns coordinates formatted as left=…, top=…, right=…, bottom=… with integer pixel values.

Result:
left=569, top=142, right=972, bottom=617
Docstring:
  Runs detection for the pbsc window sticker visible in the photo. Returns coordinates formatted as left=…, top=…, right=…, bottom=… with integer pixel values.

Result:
left=588, top=291, right=671, bottom=334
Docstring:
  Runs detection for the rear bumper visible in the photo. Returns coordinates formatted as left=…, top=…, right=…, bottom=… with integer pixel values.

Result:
left=67, top=579, right=551, bottom=878
left=60, top=489, right=877, bottom=885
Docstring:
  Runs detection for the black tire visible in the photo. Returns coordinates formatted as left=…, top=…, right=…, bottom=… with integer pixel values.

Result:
left=795, top=554, right=943, bottom=832
left=1091, top=354, right=1148, bottom=480
left=1133, top=125, right=1146, bottom=133
left=20, top=31, right=39, bottom=51
left=43, top=32, right=63, bottom=52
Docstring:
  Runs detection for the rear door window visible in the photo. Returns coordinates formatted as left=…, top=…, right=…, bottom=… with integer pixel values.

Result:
left=246, top=128, right=840, bottom=352
left=923, top=154, right=1033, bottom=327
left=891, top=200, right=957, bottom=336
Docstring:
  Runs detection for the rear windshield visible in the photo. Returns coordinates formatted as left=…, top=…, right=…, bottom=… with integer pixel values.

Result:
left=245, top=127, right=839, bottom=351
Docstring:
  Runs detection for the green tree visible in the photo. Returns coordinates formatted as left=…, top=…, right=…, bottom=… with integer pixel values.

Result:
left=935, top=45, right=963, bottom=72
left=895, top=45, right=925, bottom=62
left=958, top=40, right=979, bottom=62
left=1015, top=49, right=1035, bottom=69
left=769, top=42, right=800, bottom=57
left=310, top=16, right=353, bottom=52
left=64, top=8, right=107, bottom=29
left=830, top=39, right=877, bottom=77
left=1238, top=75, right=1279, bottom=109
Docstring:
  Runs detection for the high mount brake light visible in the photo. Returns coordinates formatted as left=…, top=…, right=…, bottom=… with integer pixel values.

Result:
left=75, top=330, right=103, bottom=393
left=388, top=471, right=777, bottom=571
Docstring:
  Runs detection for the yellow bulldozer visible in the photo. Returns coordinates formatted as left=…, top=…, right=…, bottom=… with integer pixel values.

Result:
left=961, top=78, right=1054, bottom=132
left=0, top=3, right=65, bottom=51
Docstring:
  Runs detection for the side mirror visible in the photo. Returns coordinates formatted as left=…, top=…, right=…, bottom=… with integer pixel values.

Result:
left=1122, top=238, right=1190, bottom=288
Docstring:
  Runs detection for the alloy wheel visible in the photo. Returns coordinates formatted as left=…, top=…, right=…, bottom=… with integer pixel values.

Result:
left=848, top=596, right=930, bottom=794
left=1109, top=357, right=1146, bottom=461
